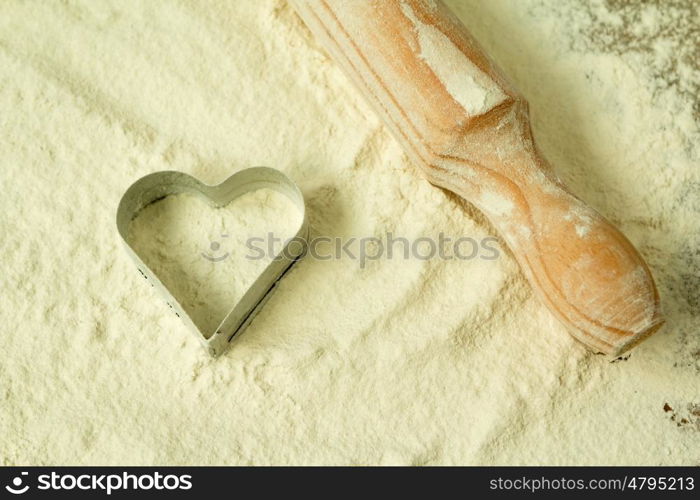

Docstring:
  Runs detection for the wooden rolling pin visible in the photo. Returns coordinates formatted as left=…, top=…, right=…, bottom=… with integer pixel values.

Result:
left=293, top=0, right=664, bottom=355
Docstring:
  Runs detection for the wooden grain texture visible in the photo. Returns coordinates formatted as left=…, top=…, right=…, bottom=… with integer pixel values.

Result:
left=293, top=0, right=664, bottom=355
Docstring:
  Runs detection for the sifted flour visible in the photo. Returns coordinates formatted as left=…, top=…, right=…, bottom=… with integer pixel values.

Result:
left=0, top=0, right=698, bottom=465
left=399, top=1, right=508, bottom=116
left=127, top=189, right=303, bottom=337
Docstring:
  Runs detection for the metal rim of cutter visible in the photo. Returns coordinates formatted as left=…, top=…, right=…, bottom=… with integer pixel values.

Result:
left=116, top=167, right=308, bottom=357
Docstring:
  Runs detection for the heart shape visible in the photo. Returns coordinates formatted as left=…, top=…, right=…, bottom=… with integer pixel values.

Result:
left=116, top=167, right=308, bottom=357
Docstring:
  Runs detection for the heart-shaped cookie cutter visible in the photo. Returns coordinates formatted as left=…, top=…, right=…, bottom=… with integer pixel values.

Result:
left=116, top=167, right=308, bottom=357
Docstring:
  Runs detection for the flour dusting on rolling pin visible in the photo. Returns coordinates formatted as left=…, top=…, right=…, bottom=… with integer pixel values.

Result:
left=292, top=0, right=664, bottom=356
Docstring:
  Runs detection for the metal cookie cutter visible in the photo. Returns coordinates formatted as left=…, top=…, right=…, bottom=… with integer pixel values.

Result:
left=116, top=167, right=308, bottom=357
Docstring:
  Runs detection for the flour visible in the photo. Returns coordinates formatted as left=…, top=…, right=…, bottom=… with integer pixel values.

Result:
left=478, top=190, right=514, bottom=217
left=400, top=2, right=508, bottom=116
left=564, top=211, right=593, bottom=238
left=0, top=0, right=698, bottom=466
left=127, top=189, right=302, bottom=337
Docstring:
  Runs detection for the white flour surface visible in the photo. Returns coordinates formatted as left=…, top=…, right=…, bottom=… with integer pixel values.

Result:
left=0, top=0, right=698, bottom=464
